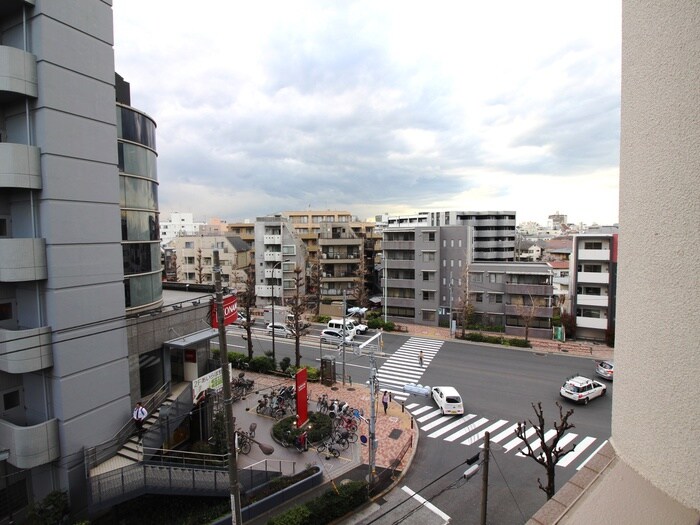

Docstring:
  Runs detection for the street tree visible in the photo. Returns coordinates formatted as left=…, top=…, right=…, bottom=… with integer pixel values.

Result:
left=352, top=245, right=371, bottom=316
left=458, top=259, right=471, bottom=337
left=515, top=401, right=576, bottom=500
left=234, top=264, right=257, bottom=360
left=287, top=265, right=308, bottom=368
left=512, top=292, right=538, bottom=343
left=306, top=253, right=322, bottom=316
left=195, top=248, right=204, bottom=284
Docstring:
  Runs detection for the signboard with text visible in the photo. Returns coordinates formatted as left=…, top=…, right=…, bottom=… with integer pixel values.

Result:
left=210, top=294, right=238, bottom=328
left=295, top=368, right=309, bottom=428
left=192, top=364, right=233, bottom=403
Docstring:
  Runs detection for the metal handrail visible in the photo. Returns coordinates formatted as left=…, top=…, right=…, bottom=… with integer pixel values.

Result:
left=84, top=382, right=171, bottom=473
left=142, top=446, right=228, bottom=468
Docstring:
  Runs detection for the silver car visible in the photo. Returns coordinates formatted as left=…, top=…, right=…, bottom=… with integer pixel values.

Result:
left=595, top=360, right=615, bottom=380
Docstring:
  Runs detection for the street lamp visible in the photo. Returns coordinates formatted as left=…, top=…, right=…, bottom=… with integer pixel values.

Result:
left=271, top=259, right=290, bottom=368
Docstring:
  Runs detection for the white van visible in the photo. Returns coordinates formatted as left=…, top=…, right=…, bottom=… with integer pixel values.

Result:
left=327, top=319, right=357, bottom=339
left=431, top=386, right=464, bottom=415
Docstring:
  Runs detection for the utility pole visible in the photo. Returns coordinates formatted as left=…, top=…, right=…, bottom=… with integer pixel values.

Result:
left=368, top=349, right=377, bottom=492
left=341, top=290, right=347, bottom=385
left=213, top=251, right=242, bottom=525
left=481, top=431, right=490, bottom=525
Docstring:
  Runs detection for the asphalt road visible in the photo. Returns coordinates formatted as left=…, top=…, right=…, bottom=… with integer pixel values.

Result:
left=225, top=325, right=613, bottom=524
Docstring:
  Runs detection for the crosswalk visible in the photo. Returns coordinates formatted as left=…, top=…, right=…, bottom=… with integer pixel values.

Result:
left=373, top=337, right=608, bottom=471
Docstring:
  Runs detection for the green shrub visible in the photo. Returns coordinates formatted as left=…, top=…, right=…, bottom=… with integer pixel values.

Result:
left=315, top=315, right=331, bottom=323
left=267, top=503, right=312, bottom=525
left=227, top=351, right=246, bottom=364
left=272, top=412, right=332, bottom=444
left=507, top=338, right=531, bottom=348
left=280, top=357, right=291, bottom=372
left=249, top=355, right=275, bottom=373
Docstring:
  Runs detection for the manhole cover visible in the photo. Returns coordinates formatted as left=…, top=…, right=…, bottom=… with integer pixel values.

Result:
left=347, top=388, right=356, bottom=391
left=331, top=387, right=339, bottom=391
left=388, top=429, right=403, bottom=439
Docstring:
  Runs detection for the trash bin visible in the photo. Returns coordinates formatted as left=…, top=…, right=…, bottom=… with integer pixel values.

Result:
left=321, top=355, right=336, bottom=386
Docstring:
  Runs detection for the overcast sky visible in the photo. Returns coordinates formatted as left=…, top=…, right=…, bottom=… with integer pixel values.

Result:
left=113, top=1, right=621, bottom=227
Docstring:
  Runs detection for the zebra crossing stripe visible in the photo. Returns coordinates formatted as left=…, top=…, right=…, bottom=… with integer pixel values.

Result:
left=420, top=415, right=456, bottom=431
left=461, top=420, right=509, bottom=446
left=417, top=409, right=444, bottom=423
left=405, top=403, right=420, bottom=410
left=485, top=423, right=519, bottom=446
left=444, top=417, right=489, bottom=442
left=502, top=427, right=536, bottom=452
left=554, top=432, right=578, bottom=453
left=427, top=414, right=477, bottom=438
left=557, top=436, right=596, bottom=467
left=411, top=406, right=433, bottom=416
left=516, top=429, right=558, bottom=457
left=576, top=439, right=608, bottom=470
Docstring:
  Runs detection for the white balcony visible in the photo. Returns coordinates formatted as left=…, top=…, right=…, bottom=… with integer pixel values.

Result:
left=577, top=271, right=609, bottom=284
left=0, top=326, right=52, bottom=373
left=577, top=294, right=610, bottom=308
left=263, top=235, right=281, bottom=245
left=255, top=285, right=281, bottom=298
left=0, top=45, right=38, bottom=100
left=0, top=417, right=59, bottom=469
left=263, top=252, right=283, bottom=262
left=0, top=143, right=41, bottom=189
left=264, top=268, right=283, bottom=279
left=0, top=238, right=47, bottom=281
left=578, top=249, right=610, bottom=261
left=576, top=316, right=608, bottom=330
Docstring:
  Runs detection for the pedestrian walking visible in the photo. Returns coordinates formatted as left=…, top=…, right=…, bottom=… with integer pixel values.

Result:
left=382, top=391, right=389, bottom=414
left=133, top=401, right=148, bottom=437
left=419, top=350, right=424, bottom=367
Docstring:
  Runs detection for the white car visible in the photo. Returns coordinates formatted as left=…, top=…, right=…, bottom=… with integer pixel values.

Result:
left=560, top=376, right=607, bottom=405
left=320, top=328, right=354, bottom=345
left=431, top=386, right=464, bottom=415
left=349, top=319, right=368, bottom=334
left=266, top=322, right=292, bottom=338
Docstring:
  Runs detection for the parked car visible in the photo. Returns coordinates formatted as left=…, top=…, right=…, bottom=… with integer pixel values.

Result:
left=595, top=360, right=615, bottom=380
left=431, top=386, right=464, bottom=415
left=234, top=314, right=252, bottom=326
left=266, top=322, right=292, bottom=338
left=348, top=319, right=368, bottom=334
left=327, top=319, right=357, bottom=338
left=560, top=376, right=607, bottom=405
left=320, top=328, right=354, bottom=345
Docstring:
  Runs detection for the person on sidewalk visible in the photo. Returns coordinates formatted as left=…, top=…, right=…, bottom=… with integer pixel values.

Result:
left=382, top=391, right=389, bottom=414
left=133, top=401, right=148, bottom=437
left=419, top=351, right=424, bottom=367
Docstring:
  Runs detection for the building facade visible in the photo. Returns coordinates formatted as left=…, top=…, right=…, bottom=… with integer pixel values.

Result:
left=569, top=233, right=618, bottom=342
left=159, top=212, right=204, bottom=245
left=0, top=1, right=140, bottom=517
left=163, top=235, right=250, bottom=286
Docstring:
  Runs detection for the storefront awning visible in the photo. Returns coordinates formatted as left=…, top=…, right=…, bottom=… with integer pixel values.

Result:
left=164, top=328, right=218, bottom=349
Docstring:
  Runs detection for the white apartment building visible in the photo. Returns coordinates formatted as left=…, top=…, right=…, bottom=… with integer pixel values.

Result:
left=159, top=212, right=204, bottom=245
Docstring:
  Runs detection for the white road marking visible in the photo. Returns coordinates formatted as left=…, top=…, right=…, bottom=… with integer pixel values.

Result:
left=401, top=485, right=451, bottom=523
left=557, top=436, right=596, bottom=467
left=575, top=439, right=608, bottom=470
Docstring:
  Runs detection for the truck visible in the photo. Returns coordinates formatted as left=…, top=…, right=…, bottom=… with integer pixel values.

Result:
left=262, top=306, right=311, bottom=331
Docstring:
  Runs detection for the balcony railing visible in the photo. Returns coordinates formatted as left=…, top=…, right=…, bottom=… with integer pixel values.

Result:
left=576, top=316, right=608, bottom=330
left=0, top=238, right=47, bottom=281
left=576, top=294, right=610, bottom=307
left=0, top=143, right=41, bottom=189
left=0, top=417, right=59, bottom=469
left=577, top=271, right=610, bottom=284
left=0, top=326, right=52, bottom=373
left=505, top=305, right=553, bottom=318
left=0, top=45, right=38, bottom=100
left=577, top=249, right=610, bottom=261
left=504, top=283, right=552, bottom=296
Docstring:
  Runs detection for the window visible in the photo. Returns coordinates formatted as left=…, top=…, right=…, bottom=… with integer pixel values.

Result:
left=423, top=252, right=435, bottom=262
left=422, top=310, right=436, bottom=322
left=0, top=302, right=11, bottom=321
left=185, top=242, right=194, bottom=249
left=422, top=291, right=435, bottom=301
left=488, top=295, right=503, bottom=304
left=282, top=245, right=296, bottom=255
left=584, top=241, right=603, bottom=249
left=471, top=274, right=483, bottom=283
left=3, top=390, right=20, bottom=410
left=489, top=273, right=504, bottom=284
left=426, top=232, right=435, bottom=241
left=0, top=216, right=9, bottom=237
left=475, top=293, right=483, bottom=303
left=450, top=240, right=454, bottom=247
left=458, top=240, right=462, bottom=247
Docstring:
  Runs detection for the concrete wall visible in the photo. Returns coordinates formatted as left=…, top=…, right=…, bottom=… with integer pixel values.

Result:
left=613, top=0, right=700, bottom=511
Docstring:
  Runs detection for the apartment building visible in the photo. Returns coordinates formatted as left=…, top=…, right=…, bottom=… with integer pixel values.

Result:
left=163, top=235, right=250, bottom=286
left=0, top=2, right=154, bottom=517
left=254, top=215, right=307, bottom=307
left=569, top=232, right=618, bottom=342
left=159, top=212, right=203, bottom=246
left=382, top=211, right=517, bottom=324
left=466, top=262, right=554, bottom=339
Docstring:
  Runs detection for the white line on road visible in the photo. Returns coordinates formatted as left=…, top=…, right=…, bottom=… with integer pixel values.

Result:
left=576, top=439, right=608, bottom=470
left=401, top=486, right=451, bottom=523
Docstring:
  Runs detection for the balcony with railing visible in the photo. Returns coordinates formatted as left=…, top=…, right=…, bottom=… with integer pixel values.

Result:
left=505, top=304, right=554, bottom=318
left=0, top=143, right=41, bottom=189
left=381, top=240, right=415, bottom=251
left=576, top=316, right=608, bottom=330
left=263, top=234, right=281, bottom=245
left=263, top=251, right=282, bottom=262
left=576, top=294, right=610, bottom=308
left=0, top=326, right=52, bottom=373
left=577, top=271, right=610, bottom=284
left=578, top=249, right=610, bottom=261
left=505, top=283, right=552, bottom=296
left=0, top=45, right=38, bottom=101
left=0, top=417, right=59, bottom=469
left=0, top=238, right=47, bottom=281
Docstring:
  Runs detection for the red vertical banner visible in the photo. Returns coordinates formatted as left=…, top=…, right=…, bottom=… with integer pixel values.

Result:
left=210, top=294, right=238, bottom=328
left=295, top=368, right=309, bottom=428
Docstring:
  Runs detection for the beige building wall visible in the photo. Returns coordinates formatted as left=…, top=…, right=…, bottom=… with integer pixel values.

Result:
left=613, top=0, right=699, bottom=512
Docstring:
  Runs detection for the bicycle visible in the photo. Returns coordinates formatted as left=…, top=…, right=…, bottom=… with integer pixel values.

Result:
left=236, top=431, right=252, bottom=455
left=316, top=393, right=329, bottom=414
left=316, top=438, right=340, bottom=458
left=332, top=414, right=358, bottom=433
